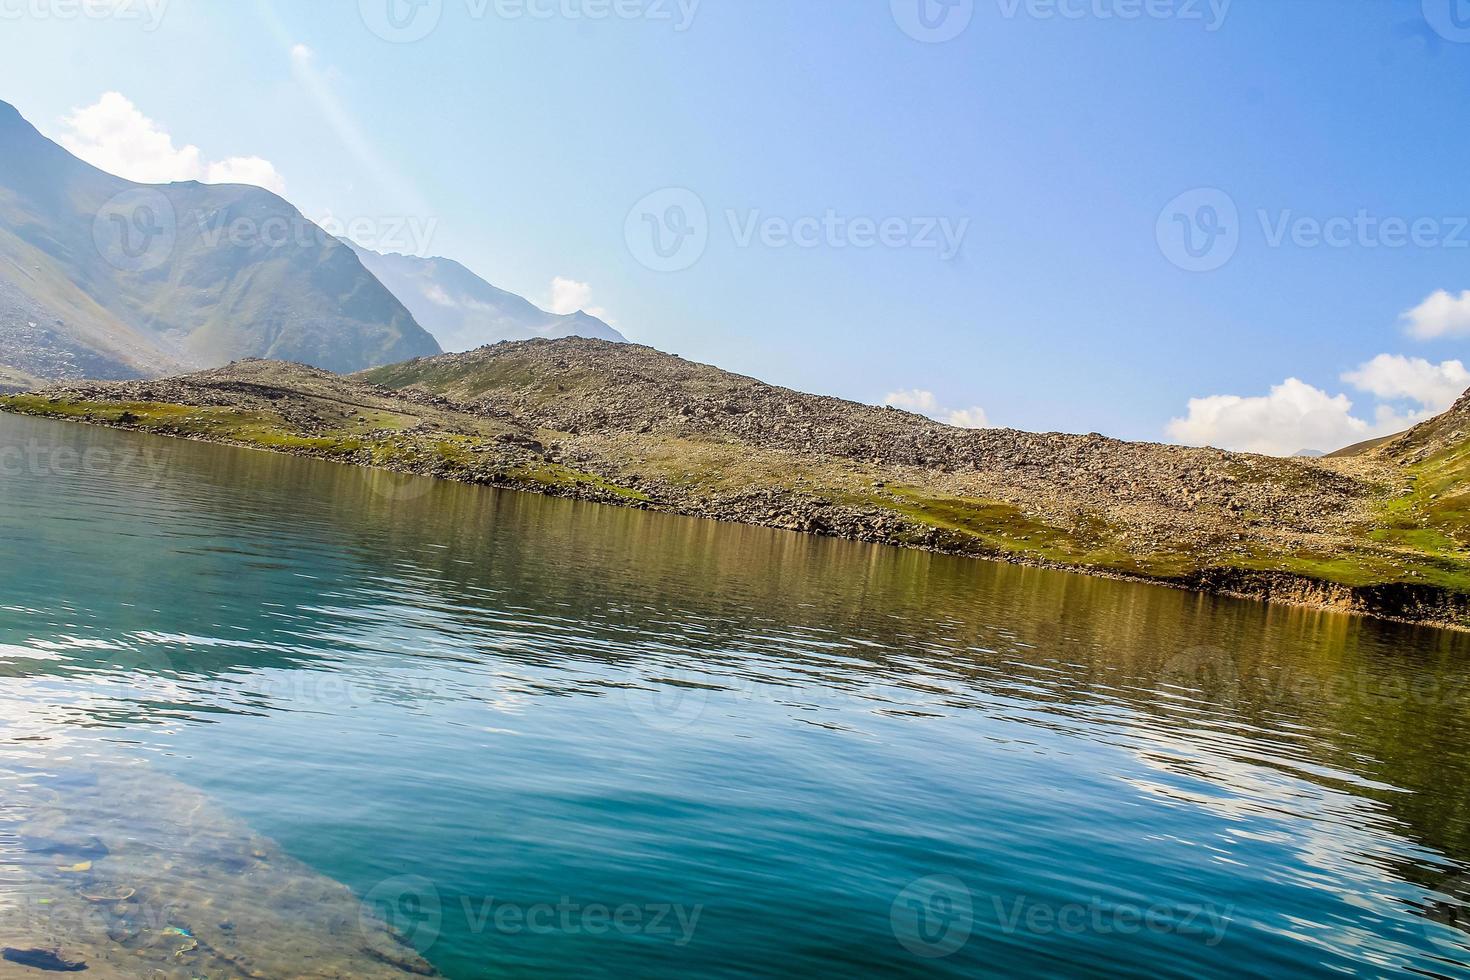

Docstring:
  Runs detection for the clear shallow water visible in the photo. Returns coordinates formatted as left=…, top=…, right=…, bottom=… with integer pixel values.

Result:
left=2, top=414, right=1470, bottom=978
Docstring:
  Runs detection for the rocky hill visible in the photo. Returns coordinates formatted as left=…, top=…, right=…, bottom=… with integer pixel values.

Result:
left=6, top=338, right=1470, bottom=627
left=361, top=340, right=1365, bottom=539
left=0, top=99, right=440, bottom=380
left=1373, top=389, right=1470, bottom=466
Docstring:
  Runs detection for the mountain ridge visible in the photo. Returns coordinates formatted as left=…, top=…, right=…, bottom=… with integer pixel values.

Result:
left=0, top=98, right=441, bottom=379
left=345, top=242, right=627, bottom=352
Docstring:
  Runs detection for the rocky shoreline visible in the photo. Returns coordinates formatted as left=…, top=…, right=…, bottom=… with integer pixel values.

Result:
left=5, top=400, right=1468, bottom=633
left=6, top=341, right=1470, bottom=632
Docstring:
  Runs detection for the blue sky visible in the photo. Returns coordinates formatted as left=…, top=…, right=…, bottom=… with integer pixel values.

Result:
left=3, top=0, right=1470, bottom=452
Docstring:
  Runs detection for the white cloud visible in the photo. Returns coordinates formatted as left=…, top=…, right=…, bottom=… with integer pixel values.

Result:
left=548, top=277, right=593, bottom=315
left=945, top=407, right=991, bottom=428
left=422, top=284, right=458, bottom=308
left=1166, top=353, right=1470, bottom=456
left=883, top=389, right=990, bottom=429
left=57, top=92, right=285, bottom=194
left=547, top=277, right=613, bottom=321
left=1169, top=295, right=1470, bottom=455
left=1341, top=354, right=1470, bottom=413
left=291, top=43, right=315, bottom=63
left=1167, top=379, right=1384, bottom=457
left=883, top=389, right=941, bottom=415
left=1400, top=289, right=1470, bottom=340
left=205, top=156, right=283, bottom=190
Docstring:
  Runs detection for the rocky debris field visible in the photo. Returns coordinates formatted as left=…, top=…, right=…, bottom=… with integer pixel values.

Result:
left=363, top=339, right=1386, bottom=538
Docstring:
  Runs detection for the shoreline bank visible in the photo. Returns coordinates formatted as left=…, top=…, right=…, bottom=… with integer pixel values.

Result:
left=7, top=404, right=1467, bottom=633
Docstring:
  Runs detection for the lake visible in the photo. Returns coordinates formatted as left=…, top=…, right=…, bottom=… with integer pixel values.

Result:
left=1, top=412, right=1469, bottom=978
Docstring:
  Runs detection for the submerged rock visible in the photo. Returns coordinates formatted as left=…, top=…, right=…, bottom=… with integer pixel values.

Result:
left=1, top=948, right=87, bottom=972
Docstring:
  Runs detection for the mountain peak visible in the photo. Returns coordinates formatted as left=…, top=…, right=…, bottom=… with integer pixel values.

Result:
left=346, top=243, right=628, bottom=351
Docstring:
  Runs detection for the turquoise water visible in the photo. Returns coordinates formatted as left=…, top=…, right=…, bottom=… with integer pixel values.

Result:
left=2, top=412, right=1470, bottom=978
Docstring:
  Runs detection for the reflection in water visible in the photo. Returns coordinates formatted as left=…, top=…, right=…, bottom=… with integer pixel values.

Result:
left=1, top=413, right=1470, bottom=978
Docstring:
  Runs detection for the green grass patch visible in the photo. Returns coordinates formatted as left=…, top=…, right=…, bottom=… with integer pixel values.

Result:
left=2, top=396, right=368, bottom=458
left=509, top=463, right=652, bottom=502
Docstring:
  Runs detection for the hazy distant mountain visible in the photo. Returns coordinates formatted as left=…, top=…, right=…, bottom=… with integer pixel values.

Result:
left=0, top=99, right=440, bottom=380
left=346, top=243, right=626, bottom=352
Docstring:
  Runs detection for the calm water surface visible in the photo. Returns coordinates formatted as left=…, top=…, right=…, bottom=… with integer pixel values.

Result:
left=2, top=413, right=1470, bottom=978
